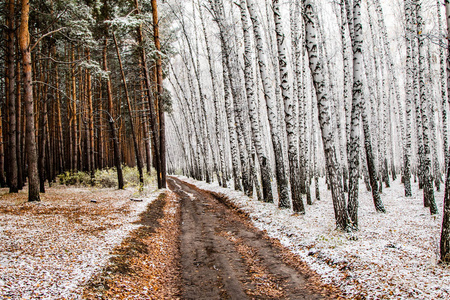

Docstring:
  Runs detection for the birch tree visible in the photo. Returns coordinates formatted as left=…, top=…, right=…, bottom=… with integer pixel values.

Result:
left=404, top=0, right=413, bottom=197
left=246, top=0, right=290, bottom=207
left=441, top=0, right=450, bottom=264
left=416, top=0, right=438, bottom=215
left=273, top=0, right=303, bottom=212
left=302, top=0, right=349, bottom=230
left=237, top=0, right=273, bottom=202
left=347, top=0, right=363, bottom=227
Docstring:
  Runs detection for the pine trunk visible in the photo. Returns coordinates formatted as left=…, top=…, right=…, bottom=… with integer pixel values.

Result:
left=151, top=0, right=166, bottom=189
left=19, top=0, right=40, bottom=202
left=113, top=33, right=144, bottom=184
left=7, top=0, right=18, bottom=193
left=103, top=37, right=124, bottom=189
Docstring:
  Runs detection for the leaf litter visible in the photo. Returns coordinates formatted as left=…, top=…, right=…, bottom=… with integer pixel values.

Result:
left=0, top=184, right=160, bottom=299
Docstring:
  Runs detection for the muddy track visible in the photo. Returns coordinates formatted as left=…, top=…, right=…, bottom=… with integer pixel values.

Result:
left=168, top=177, right=336, bottom=300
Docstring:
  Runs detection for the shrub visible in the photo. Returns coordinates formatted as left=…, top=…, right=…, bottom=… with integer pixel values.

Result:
left=57, top=166, right=157, bottom=189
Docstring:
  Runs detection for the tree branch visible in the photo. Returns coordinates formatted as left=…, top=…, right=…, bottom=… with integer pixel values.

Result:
left=31, top=27, right=66, bottom=52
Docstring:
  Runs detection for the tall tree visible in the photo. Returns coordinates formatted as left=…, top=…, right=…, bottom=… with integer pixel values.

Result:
left=19, top=0, right=40, bottom=202
left=237, top=0, right=273, bottom=202
left=273, top=0, right=303, bottom=212
left=347, top=0, right=363, bottom=227
left=440, top=0, right=450, bottom=263
left=112, top=32, right=144, bottom=185
left=103, top=35, right=124, bottom=189
left=302, top=0, right=349, bottom=230
left=151, top=0, right=167, bottom=189
left=403, top=0, right=413, bottom=197
left=197, top=1, right=227, bottom=187
left=416, top=0, right=438, bottom=215
left=246, top=0, right=290, bottom=208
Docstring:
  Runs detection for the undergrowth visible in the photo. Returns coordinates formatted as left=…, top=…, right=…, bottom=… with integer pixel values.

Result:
left=57, top=166, right=156, bottom=189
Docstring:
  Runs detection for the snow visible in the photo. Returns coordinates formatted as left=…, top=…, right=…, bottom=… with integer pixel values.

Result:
left=176, top=175, right=450, bottom=299
left=0, top=186, right=161, bottom=299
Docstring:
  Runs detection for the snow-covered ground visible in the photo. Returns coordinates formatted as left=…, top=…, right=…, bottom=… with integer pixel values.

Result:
left=177, top=175, right=450, bottom=299
left=0, top=186, right=161, bottom=299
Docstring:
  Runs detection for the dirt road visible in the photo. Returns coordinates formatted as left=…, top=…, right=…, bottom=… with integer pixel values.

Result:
left=168, top=177, right=338, bottom=299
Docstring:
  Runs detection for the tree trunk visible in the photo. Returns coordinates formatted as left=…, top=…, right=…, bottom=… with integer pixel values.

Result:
left=273, top=0, right=302, bottom=211
left=134, top=0, right=161, bottom=186
left=103, top=37, right=124, bottom=189
left=302, top=0, right=349, bottom=230
left=19, top=0, right=40, bottom=202
left=363, top=56, right=386, bottom=213
left=113, top=33, right=144, bottom=185
left=416, top=0, right=438, bottom=215
left=347, top=0, right=364, bottom=227
left=238, top=0, right=273, bottom=201
left=246, top=0, right=290, bottom=207
left=0, top=104, right=5, bottom=188
left=198, top=1, right=227, bottom=187
left=151, top=0, right=166, bottom=189
left=403, top=0, right=413, bottom=197
left=441, top=0, right=450, bottom=263
left=7, top=0, right=18, bottom=193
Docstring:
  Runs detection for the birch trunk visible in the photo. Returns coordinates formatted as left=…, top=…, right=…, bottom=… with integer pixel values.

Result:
left=274, top=0, right=302, bottom=211
left=416, top=0, right=438, bottom=214
left=348, top=0, right=363, bottom=227
left=238, top=0, right=273, bottom=201
left=302, top=0, right=349, bottom=230
left=363, top=55, right=386, bottom=213
left=440, top=0, right=450, bottom=263
left=403, top=0, right=413, bottom=196
left=246, top=0, right=290, bottom=207
left=439, top=0, right=449, bottom=175
left=198, top=1, right=227, bottom=187
left=211, top=0, right=252, bottom=194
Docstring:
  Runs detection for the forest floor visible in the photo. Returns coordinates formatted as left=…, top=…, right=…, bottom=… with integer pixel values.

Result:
left=0, top=183, right=162, bottom=299
left=2, top=175, right=449, bottom=299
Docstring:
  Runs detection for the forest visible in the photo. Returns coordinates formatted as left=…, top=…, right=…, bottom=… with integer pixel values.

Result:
left=1, top=0, right=450, bottom=298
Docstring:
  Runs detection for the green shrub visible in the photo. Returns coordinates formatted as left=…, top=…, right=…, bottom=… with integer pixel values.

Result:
left=57, top=166, right=157, bottom=190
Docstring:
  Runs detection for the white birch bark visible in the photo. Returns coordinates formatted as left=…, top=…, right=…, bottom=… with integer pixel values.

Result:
left=302, top=0, right=349, bottom=230
left=440, top=0, right=450, bottom=264
left=246, top=0, right=290, bottom=207
left=363, top=54, right=386, bottom=213
left=197, top=1, right=227, bottom=187
left=438, top=0, right=449, bottom=178
left=273, top=0, right=303, bottom=211
left=403, top=0, right=413, bottom=196
left=238, top=0, right=273, bottom=202
left=373, top=0, right=406, bottom=185
left=416, top=0, right=438, bottom=214
left=340, top=0, right=351, bottom=192
left=347, top=0, right=363, bottom=227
